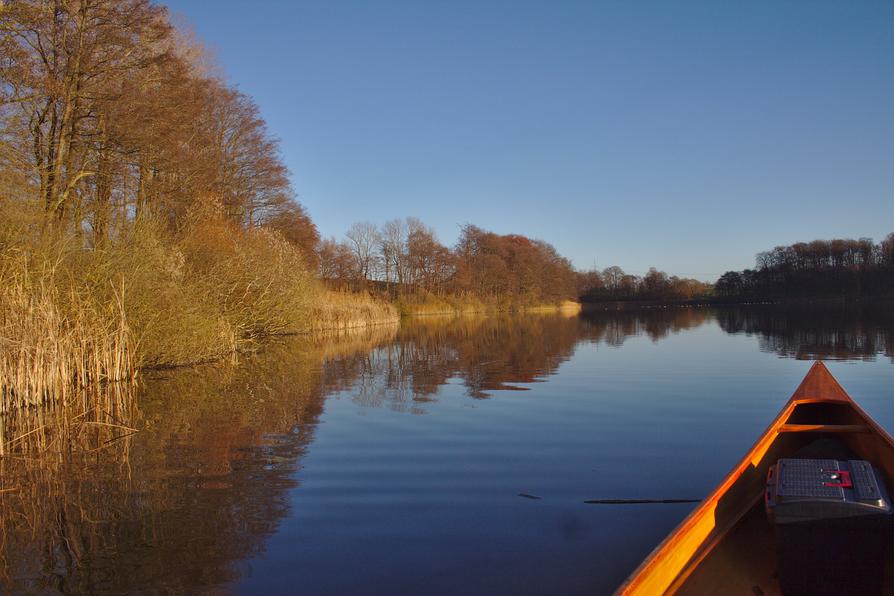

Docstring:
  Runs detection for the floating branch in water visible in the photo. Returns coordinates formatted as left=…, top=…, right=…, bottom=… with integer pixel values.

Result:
left=583, top=498, right=700, bottom=504
left=517, top=493, right=542, bottom=500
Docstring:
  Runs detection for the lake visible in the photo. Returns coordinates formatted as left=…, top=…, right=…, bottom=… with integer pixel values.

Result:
left=2, top=304, right=893, bottom=594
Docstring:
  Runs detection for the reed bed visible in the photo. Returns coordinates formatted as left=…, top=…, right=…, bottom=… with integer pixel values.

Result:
left=0, top=274, right=135, bottom=422
left=394, top=292, right=488, bottom=316
left=307, top=290, right=400, bottom=332
left=394, top=291, right=579, bottom=317
left=522, top=300, right=583, bottom=315
left=0, top=206, right=400, bottom=436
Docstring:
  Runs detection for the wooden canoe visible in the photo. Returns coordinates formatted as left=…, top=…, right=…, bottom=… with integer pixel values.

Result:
left=616, top=361, right=894, bottom=595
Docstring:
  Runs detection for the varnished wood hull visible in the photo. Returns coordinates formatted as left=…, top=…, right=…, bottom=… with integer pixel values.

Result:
left=616, top=362, right=894, bottom=595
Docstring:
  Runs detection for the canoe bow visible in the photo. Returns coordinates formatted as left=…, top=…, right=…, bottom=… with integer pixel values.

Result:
left=616, top=361, right=894, bottom=595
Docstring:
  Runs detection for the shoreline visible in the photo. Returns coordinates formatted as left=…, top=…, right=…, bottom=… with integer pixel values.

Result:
left=395, top=298, right=582, bottom=317
left=0, top=293, right=578, bottom=409
left=580, top=295, right=894, bottom=311
left=116, top=301, right=583, bottom=374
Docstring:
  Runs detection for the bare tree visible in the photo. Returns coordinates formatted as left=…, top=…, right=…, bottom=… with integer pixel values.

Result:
left=601, top=266, right=624, bottom=298
left=380, top=218, right=407, bottom=285
left=406, top=220, right=451, bottom=292
left=345, top=221, right=380, bottom=287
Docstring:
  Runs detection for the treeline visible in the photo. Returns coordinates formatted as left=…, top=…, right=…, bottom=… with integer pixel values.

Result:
left=576, top=266, right=712, bottom=303
left=715, top=235, right=894, bottom=300
left=319, top=218, right=716, bottom=306
left=319, top=220, right=579, bottom=305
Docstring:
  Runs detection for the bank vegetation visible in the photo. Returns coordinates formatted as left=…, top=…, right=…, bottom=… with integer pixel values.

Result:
left=0, top=0, right=395, bottom=412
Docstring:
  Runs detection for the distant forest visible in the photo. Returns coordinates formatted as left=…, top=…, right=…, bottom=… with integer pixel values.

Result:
left=575, top=266, right=711, bottom=303
left=715, top=235, right=894, bottom=301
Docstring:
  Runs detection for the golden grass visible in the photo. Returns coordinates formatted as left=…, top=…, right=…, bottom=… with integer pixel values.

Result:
left=178, top=218, right=319, bottom=340
left=394, top=292, right=487, bottom=316
left=395, top=291, right=581, bottom=317
left=522, top=300, right=582, bottom=315
left=307, top=290, right=399, bottom=332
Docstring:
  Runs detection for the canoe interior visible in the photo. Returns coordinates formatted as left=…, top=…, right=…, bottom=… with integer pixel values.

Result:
left=675, top=424, right=894, bottom=595
left=617, top=363, right=894, bottom=595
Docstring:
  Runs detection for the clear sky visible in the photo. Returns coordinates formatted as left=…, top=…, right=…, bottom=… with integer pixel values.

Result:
left=165, top=0, right=893, bottom=281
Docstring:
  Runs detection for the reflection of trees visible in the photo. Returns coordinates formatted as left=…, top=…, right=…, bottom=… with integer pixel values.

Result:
left=579, top=308, right=713, bottom=346
left=345, top=309, right=715, bottom=409
left=340, top=315, right=583, bottom=407
left=0, top=326, right=397, bottom=593
left=715, top=305, right=894, bottom=361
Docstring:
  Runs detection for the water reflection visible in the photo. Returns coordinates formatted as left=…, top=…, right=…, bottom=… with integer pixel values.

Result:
left=0, top=326, right=398, bottom=593
left=0, top=384, right=141, bottom=592
left=0, top=305, right=892, bottom=593
left=716, top=303, right=894, bottom=361
left=347, top=309, right=716, bottom=410
left=578, top=307, right=712, bottom=347
left=348, top=314, right=582, bottom=408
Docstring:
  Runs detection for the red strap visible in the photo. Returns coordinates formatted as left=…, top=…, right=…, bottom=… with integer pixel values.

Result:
left=824, top=470, right=853, bottom=488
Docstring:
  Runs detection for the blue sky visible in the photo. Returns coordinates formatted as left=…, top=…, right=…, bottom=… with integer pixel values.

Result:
left=165, top=1, right=894, bottom=280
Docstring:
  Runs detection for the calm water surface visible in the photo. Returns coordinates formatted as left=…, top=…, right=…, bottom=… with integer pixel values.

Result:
left=2, top=305, right=893, bottom=594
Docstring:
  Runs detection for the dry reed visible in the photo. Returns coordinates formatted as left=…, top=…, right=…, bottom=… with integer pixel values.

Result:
left=0, top=274, right=135, bottom=424
left=0, top=209, right=399, bottom=428
left=307, top=290, right=400, bottom=332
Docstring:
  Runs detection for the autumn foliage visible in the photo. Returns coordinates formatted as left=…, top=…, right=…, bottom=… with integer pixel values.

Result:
left=0, top=0, right=319, bottom=251
left=576, top=266, right=712, bottom=303
left=319, top=220, right=579, bottom=307
left=0, top=0, right=393, bottom=410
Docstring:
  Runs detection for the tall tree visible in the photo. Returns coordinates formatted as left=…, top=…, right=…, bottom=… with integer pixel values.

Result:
left=1, top=0, right=172, bottom=224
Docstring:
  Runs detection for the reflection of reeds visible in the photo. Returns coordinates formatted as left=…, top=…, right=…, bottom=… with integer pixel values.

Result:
left=0, top=383, right=139, bottom=588
left=0, top=301, right=401, bottom=592
left=0, top=382, right=137, bottom=458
